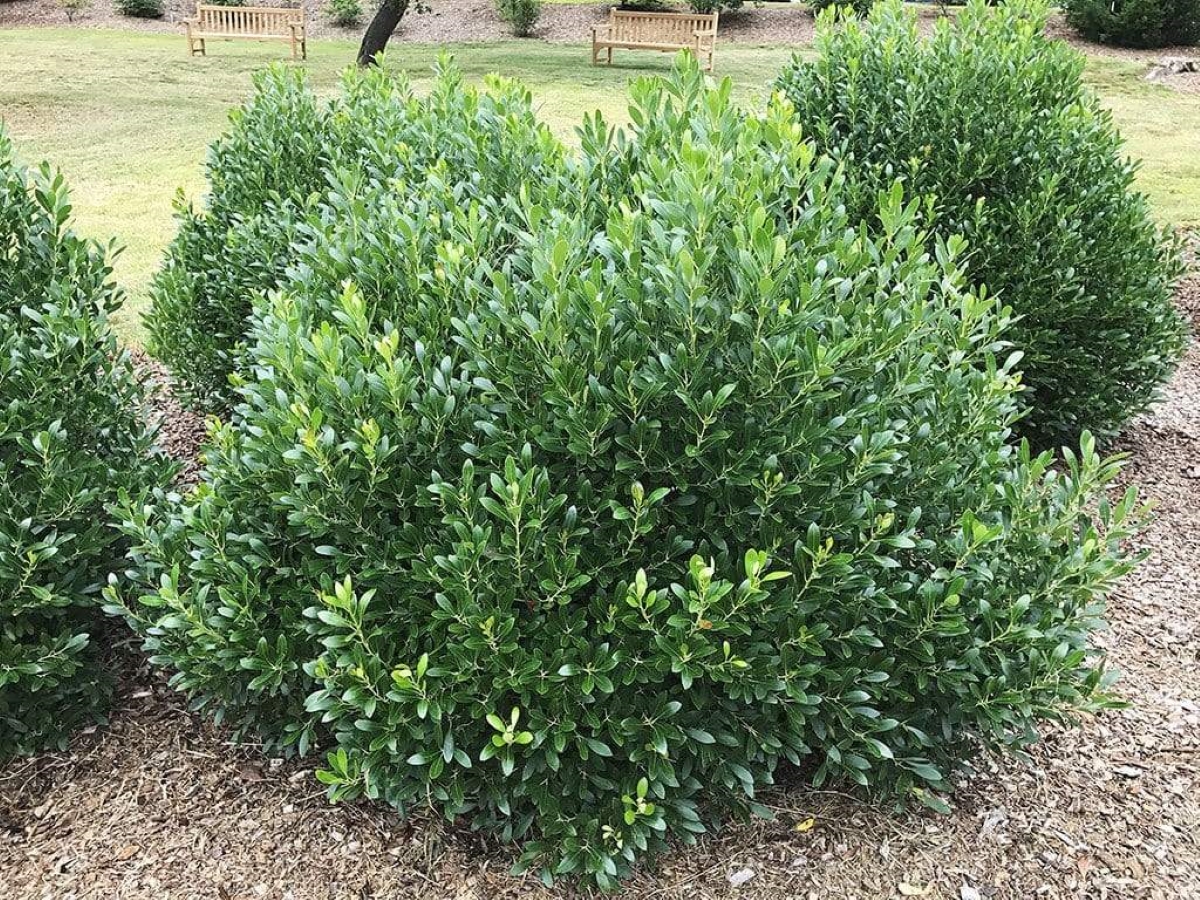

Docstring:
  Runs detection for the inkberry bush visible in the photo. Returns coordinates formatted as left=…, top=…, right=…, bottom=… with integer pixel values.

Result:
left=0, top=130, right=172, bottom=757
left=1064, top=0, right=1200, bottom=48
left=148, top=60, right=565, bottom=413
left=146, top=66, right=330, bottom=411
left=115, top=0, right=165, bottom=18
left=810, top=0, right=876, bottom=18
left=497, top=0, right=541, bottom=36
left=110, top=60, right=1141, bottom=887
left=777, top=0, right=1186, bottom=446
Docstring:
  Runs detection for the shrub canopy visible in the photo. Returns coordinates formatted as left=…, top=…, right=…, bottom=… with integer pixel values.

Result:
left=146, top=66, right=330, bottom=411
left=0, top=130, right=172, bottom=757
left=114, top=0, right=164, bottom=18
left=687, top=0, right=744, bottom=12
left=777, top=0, right=1186, bottom=446
left=112, top=60, right=1140, bottom=887
left=148, top=62, right=566, bottom=412
left=1064, top=0, right=1200, bottom=48
left=810, top=0, right=876, bottom=18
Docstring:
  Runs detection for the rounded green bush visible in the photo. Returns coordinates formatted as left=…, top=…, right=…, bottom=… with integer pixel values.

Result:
left=777, top=0, right=1186, bottom=446
left=148, top=61, right=565, bottom=413
left=809, top=0, right=875, bottom=18
left=326, top=0, right=363, bottom=26
left=1064, top=0, right=1200, bottom=48
left=146, top=67, right=330, bottom=412
left=0, top=130, right=173, bottom=757
left=114, top=0, right=164, bottom=18
left=497, top=0, right=541, bottom=35
left=111, top=60, right=1140, bottom=887
left=688, top=0, right=744, bottom=12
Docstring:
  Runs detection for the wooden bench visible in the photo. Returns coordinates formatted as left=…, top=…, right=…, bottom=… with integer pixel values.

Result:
left=186, top=4, right=307, bottom=61
left=592, top=10, right=718, bottom=72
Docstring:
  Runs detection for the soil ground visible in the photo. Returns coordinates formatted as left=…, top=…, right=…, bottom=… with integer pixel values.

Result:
left=1, top=252, right=1198, bottom=898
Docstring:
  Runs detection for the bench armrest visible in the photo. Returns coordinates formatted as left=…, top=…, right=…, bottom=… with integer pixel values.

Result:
left=184, top=16, right=199, bottom=24
left=693, top=28, right=716, bottom=36
left=592, top=23, right=612, bottom=33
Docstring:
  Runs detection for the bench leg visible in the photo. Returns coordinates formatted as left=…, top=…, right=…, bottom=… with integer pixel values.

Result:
left=606, top=46, right=613, bottom=65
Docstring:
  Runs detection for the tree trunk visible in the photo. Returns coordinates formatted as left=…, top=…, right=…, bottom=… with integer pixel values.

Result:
left=356, top=0, right=410, bottom=67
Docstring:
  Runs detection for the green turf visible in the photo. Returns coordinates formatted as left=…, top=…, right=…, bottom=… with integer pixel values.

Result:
left=0, top=28, right=1195, bottom=344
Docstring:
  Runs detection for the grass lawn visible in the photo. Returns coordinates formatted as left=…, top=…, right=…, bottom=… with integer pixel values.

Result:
left=0, top=28, right=1196, bottom=343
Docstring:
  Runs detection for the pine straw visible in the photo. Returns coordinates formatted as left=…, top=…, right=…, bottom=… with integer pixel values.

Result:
left=2, top=260, right=1198, bottom=900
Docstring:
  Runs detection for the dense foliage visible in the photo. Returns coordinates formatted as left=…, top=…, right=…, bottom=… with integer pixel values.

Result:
left=0, top=131, right=172, bottom=757
left=115, top=0, right=164, bottom=18
left=148, top=61, right=559, bottom=411
left=1064, top=0, right=1200, bottom=48
left=688, top=0, right=743, bottom=13
left=326, top=0, right=364, bottom=26
left=497, top=0, right=541, bottom=35
left=809, top=0, right=875, bottom=18
left=146, top=67, right=329, bottom=411
left=111, top=60, right=1140, bottom=887
left=777, top=0, right=1186, bottom=445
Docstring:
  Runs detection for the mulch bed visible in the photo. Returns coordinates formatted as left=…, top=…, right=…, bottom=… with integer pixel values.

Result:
left=1, top=245, right=1198, bottom=898
left=133, top=350, right=210, bottom=486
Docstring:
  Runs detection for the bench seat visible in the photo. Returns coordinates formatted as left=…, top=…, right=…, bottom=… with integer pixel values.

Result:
left=186, top=4, right=307, bottom=60
left=592, top=10, right=718, bottom=72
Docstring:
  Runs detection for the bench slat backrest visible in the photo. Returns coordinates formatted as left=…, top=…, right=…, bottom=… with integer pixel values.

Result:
left=197, top=4, right=303, bottom=34
left=608, top=10, right=716, bottom=44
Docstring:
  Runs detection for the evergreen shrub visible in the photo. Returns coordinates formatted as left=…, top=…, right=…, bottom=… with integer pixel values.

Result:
left=0, top=131, right=172, bottom=757
left=111, top=60, right=1141, bottom=887
left=777, top=0, right=1186, bottom=445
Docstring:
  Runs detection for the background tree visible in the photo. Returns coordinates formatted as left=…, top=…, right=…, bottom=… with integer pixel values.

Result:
left=356, top=0, right=410, bottom=65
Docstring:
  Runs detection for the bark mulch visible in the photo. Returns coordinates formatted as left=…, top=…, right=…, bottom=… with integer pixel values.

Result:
left=134, top=350, right=210, bottom=486
left=1, top=251, right=1199, bottom=898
